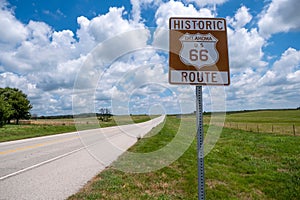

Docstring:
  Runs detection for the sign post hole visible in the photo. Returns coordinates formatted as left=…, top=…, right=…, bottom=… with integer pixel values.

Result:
left=169, top=17, right=230, bottom=200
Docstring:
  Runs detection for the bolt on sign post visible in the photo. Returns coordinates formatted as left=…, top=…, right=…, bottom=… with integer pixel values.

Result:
left=169, top=17, right=230, bottom=200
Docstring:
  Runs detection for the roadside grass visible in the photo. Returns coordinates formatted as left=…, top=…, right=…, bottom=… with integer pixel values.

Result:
left=0, top=115, right=153, bottom=142
left=69, top=115, right=300, bottom=200
left=100, top=115, right=154, bottom=127
left=0, top=124, right=76, bottom=142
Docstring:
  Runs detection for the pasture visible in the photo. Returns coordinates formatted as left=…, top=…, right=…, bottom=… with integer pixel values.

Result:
left=206, top=109, right=300, bottom=136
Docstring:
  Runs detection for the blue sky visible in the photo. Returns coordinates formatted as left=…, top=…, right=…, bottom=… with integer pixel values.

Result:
left=0, top=0, right=299, bottom=116
left=8, top=0, right=133, bottom=31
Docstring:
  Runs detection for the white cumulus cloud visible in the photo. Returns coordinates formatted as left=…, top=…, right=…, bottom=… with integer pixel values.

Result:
left=0, top=3, right=27, bottom=48
left=227, top=6, right=252, bottom=29
left=228, top=27, right=267, bottom=71
left=258, top=0, right=300, bottom=38
left=153, top=0, right=213, bottom=49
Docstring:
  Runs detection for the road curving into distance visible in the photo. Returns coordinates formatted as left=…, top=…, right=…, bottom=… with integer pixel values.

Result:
left=0, top=115, right=165, bottom=200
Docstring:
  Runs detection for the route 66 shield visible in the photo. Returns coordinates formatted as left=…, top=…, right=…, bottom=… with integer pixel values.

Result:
left=179, top=33, right=219, bottom=68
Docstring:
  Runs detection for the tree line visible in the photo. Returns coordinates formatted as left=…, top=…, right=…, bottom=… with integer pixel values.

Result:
left=0, top=87, right=32, bottom=127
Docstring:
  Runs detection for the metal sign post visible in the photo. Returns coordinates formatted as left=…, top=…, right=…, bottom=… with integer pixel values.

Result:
left=169, top=17, right=230, bottom=200
left=196, top=85, right=205, bottom=200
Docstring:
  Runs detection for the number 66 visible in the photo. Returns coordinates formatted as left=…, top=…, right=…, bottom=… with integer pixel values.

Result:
left=189, top=49, right=209, bottom=61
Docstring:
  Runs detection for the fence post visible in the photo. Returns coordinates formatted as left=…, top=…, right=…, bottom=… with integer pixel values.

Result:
left=257, top=124, right=259, bottom=133
left=293, top=124, right=296, bottom=136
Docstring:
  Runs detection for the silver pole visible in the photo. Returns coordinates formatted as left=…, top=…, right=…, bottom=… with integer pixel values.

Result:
left=196, top=85, right=205, bottom=200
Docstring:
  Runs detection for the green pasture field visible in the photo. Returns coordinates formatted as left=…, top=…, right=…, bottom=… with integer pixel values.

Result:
left=225, top=109, right=300, bottom=123
left=69, top=114, right=300, bottom=200
left=0, top=115, right=152, bottom=142
left=205, top=109, right=300, bottom=135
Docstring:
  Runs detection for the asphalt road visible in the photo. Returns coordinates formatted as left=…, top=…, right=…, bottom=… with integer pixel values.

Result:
left=0, top=115, right=165, bottom=200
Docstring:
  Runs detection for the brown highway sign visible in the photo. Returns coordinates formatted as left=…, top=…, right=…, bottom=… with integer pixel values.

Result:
left=169, top=17, right=230, bottom=85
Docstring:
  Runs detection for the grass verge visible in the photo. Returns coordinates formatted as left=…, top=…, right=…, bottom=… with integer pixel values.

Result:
left=0, top=115, right=153, bottom=142
left=0, top=125, right=76, bottom=142
left=69, top=115, right=300, bottom=200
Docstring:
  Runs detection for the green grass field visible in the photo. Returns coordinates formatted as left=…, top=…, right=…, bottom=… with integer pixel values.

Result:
left=225, top=110, right=300, bottom=124
left=69, top=112, right=300, bottom=200
left=206, top=109, right=300, bottom=135
left=0, top=115, right=152, bottom=142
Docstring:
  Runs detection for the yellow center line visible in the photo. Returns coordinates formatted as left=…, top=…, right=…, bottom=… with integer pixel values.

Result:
left=0, top=136, right=80, bottom=155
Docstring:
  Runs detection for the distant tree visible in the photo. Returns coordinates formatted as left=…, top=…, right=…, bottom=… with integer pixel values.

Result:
left=31, top=113, right=38, bottom=120
left=0, top=96, right=12, bottom=127
left=0, top=87, right=32, bottom=125
left=97, top=108, right=112, bottom=122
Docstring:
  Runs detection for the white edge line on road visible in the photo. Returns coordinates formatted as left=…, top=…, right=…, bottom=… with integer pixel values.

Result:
left=0, top=115, right=166, bottom=181
left=0, top=128, right=135, bottom=181
left=0, top=131, right=79, bottom=146
left=0, top=146, right=86, bottom=181
left=0, top=115, right=165, bottom=146
left=0, top=127, right=115, bottom=146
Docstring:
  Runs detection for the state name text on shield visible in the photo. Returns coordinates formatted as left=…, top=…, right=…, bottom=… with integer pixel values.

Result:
left=179, top=33, right=219, bottom=69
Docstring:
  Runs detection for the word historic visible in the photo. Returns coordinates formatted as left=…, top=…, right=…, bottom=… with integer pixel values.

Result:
left=170, top=18, right=225, bottom=31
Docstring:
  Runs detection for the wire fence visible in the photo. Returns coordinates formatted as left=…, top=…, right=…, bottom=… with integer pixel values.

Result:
left=211, top=122, right=299, bottom=136
left=19, top=118, right=113, bottom=126
left=19, top=119, right=300, bottom=136
left=19, top=120, right=78, bottom=126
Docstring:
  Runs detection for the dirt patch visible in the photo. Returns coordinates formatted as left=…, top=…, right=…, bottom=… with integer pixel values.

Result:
left=206, top=179, right=226, bottom=189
